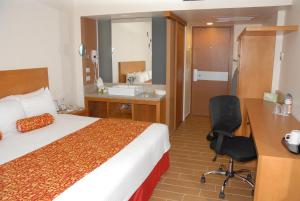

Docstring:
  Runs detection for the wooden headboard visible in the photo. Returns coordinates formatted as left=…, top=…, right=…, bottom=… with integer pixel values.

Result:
left=118, top=61, right=145, bottom=83
left=0, top=67, right=49, bottom=98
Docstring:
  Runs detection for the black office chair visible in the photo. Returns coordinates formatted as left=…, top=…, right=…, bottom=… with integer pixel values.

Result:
left=200, top=95, right=257, bottom=199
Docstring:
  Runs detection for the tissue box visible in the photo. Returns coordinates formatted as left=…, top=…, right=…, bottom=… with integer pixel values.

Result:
left=264, top=92, right=278, bottom=103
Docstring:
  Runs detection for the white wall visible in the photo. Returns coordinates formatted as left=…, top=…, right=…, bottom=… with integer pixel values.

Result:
left=232, top=24, right=262, bottom=77
left=111, top=19, right=152, bottom=83
left=0, top=0, right=76, bottom=104
left=271, top=10, right=286, bottom=92
left=279, top=0, right=300, bottom=120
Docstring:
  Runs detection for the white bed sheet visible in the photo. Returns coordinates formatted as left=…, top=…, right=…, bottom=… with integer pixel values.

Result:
left=0, top=114, right=170, bottom=201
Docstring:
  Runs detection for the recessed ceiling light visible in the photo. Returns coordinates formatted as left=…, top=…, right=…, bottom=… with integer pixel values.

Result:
left=216, top=16, right=255, bottom=23
left=206, top=22, right=214, bottom=26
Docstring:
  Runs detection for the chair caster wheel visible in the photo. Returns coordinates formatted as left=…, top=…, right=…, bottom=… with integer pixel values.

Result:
left=206, top=132, right=215, bottom=141
left=219, top=191, right=225, bottom=199
left=218, top=164, right=225, bottom=171
left=200, top=176, right=205, bottom=183
left=247, top=173, right=252, bottom=181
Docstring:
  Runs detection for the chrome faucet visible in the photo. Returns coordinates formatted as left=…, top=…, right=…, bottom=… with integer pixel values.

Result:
left=127, top=76, right=135, bottom=85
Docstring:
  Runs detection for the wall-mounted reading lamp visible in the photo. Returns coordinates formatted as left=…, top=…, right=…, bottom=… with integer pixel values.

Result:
left=79, top=43, right=87, bottom=57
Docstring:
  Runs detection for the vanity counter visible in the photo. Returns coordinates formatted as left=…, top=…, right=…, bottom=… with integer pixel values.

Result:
left=84, top=86, right=166, bottom=123
left=85, top=90, right=165, bottom=102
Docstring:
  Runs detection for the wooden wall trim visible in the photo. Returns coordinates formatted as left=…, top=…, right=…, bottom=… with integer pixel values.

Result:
left=165, top=19, right=176, bottom=134
left=163, top=11, right=187, bottom=26
left=238, top=25, right=298, bottom=40
left=0, top=67, right=49, bottom=98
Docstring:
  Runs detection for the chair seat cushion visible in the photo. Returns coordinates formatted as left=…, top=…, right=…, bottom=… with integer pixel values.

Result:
left=211, top=136, right=257, bottom=162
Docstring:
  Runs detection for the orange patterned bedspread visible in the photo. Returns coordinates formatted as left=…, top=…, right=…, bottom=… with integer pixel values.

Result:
left=0, top=118, right=151, bottom=201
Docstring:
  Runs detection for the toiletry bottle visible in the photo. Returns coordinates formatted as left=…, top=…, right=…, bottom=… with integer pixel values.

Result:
left=284, top=93, right=293, bottom=115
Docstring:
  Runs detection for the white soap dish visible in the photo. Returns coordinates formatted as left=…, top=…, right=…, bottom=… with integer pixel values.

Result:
left=155, top=89, right=166, bottom=96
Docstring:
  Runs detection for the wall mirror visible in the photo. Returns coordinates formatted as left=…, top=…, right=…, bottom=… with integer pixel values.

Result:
left=112, top=18, right=152, bottom=84
left=97, top=17, right=166, bottom=85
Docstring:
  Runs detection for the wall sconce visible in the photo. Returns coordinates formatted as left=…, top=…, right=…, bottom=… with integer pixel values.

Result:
left=78, top=43, right=87, bottom=57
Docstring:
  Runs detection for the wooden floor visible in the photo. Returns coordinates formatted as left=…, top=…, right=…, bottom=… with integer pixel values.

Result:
left=150, top=115, right=256, bottom=201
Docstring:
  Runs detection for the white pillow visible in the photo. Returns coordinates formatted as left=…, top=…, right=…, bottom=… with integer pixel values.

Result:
left=135, top=71, right=151, bottom=83
left=142, top=71, right=150, bottom=81
left=0, top=99, right=26, bottom=136
left=2, top=88, right=44, bottom=102
left=134, top=72, right=143, bottom=83
left=20, top=88, right=57, bottom=117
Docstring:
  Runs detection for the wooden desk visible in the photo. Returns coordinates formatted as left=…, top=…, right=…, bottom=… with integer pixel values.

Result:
left=245, top=99, right=300, bottom=201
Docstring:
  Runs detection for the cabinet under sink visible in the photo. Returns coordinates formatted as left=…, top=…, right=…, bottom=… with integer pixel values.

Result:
left=85, top=95, right=165, bottom=123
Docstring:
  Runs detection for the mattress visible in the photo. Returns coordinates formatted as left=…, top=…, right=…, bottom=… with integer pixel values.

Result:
left=0, top=114, right=170, bottom=201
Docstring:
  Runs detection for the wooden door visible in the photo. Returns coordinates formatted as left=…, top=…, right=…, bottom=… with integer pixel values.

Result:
left=191, top=27, right=231, bottom=116
left=175, top=23, right=185, bottom=128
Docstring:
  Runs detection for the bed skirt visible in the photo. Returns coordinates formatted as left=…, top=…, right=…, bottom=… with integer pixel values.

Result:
left=129, top=151, right=170, bottom=201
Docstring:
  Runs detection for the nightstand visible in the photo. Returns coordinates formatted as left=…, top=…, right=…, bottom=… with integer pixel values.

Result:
left=58, top=107, right=88, bottom=116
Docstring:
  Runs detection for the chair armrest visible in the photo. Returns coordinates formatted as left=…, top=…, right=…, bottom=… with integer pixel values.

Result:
left=214, top=130, right=234, bottom=138
left=213, top=130, right=233, bottom=154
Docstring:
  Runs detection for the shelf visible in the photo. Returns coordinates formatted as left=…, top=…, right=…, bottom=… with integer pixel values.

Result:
left=107, top=102, right=132, bottom=119
left=238, top=25, right=298, bottom=40
left=58, top=107, right=87, bottom=116
left=85, top=96, right=166, bottom=123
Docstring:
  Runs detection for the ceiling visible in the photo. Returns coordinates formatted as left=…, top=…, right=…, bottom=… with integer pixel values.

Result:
left=173, top=7, right=282, bottom=25
left=91, top=6, right=286, bottom=26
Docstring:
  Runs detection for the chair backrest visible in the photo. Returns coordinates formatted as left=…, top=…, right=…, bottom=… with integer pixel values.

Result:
left=209, top=95, right=242, bottom=133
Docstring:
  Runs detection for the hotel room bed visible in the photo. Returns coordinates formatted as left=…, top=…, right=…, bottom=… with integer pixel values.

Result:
left=0, top=114, right=170, bottom=201
left=0, top=68, right=170, bottom=201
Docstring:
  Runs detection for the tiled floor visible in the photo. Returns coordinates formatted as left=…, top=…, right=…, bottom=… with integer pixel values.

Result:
left=150, top=115, right=256, bottom=201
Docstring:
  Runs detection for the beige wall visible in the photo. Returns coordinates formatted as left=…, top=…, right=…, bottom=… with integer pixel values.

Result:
left=279, top=0, right=300, bottom=120
left=0, top=0, right=76, bottom=104
left=271, top=10, right=285, bottom=92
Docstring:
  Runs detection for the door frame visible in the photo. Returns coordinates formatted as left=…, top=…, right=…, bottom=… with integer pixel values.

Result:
left=174, top=22, right=185, bottom=128
left=189, top=25, right=234, bottom=115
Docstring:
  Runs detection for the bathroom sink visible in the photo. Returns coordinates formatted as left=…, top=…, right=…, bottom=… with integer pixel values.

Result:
left=107, top=85, right=143, bottom=96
